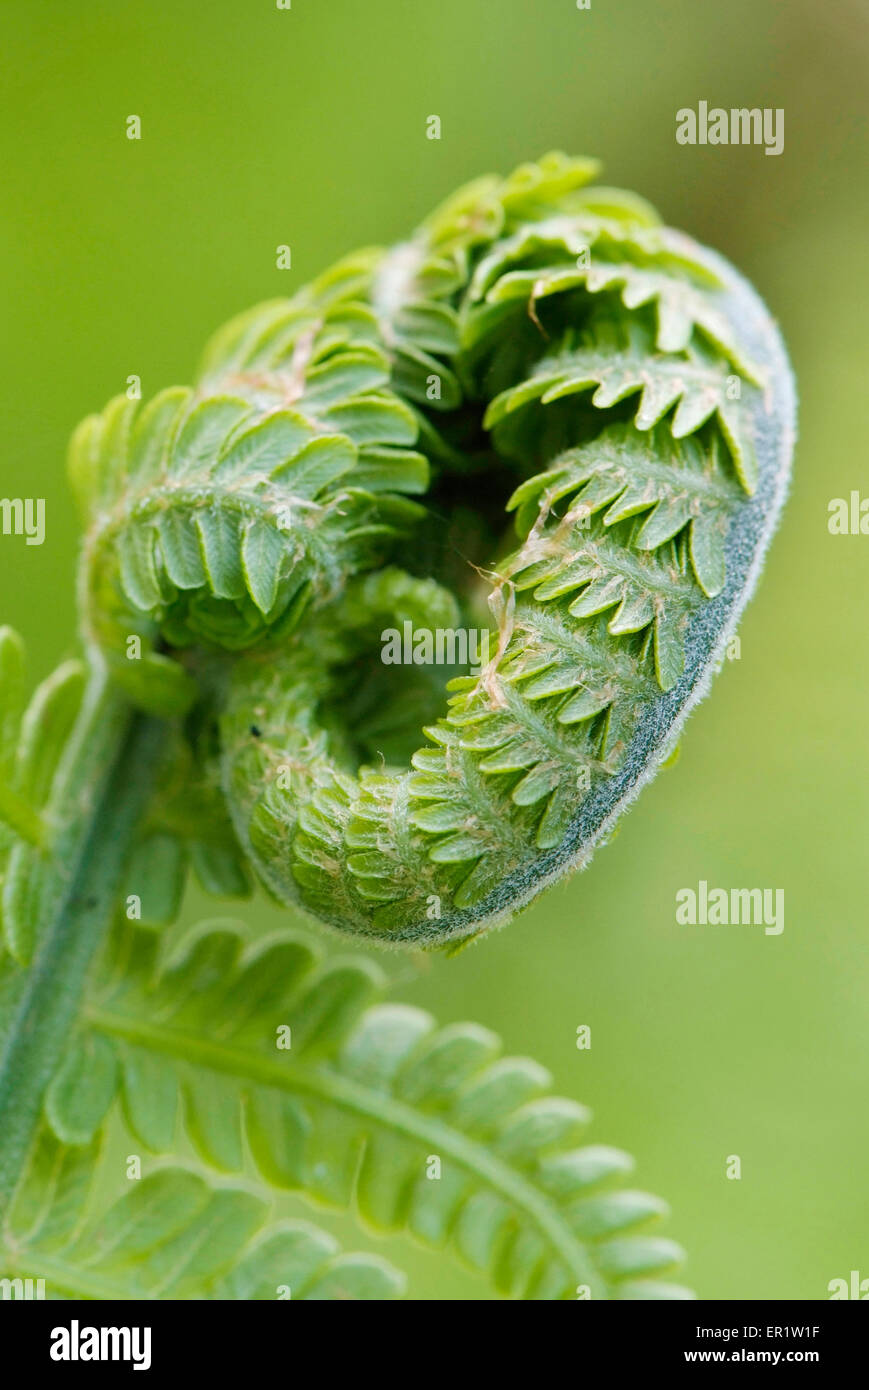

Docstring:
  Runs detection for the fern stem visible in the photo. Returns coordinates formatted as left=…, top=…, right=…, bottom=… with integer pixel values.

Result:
left=0, top=676, right=163, bottom=1217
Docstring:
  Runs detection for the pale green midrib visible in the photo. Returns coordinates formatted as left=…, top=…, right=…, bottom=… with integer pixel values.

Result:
left=371, top=240, right=427, bottom=345
left=86, top=481, right=330, bottom=572
left=564, top=536, right=706, bottom=598
left=519, top=604, right=652, bottom=691
left=533, top=342, right=729, bottom=386
left=79, top=481, right=331, bottom=652
left=510, top=261, right=751, bottom=377
left=85, top=1005, right=605, bottom=1297
left=579, top=453, right=743, bottom=503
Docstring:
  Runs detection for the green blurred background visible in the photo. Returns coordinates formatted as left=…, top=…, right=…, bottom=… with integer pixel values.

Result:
left=2, top=0, right=867, bottom=1299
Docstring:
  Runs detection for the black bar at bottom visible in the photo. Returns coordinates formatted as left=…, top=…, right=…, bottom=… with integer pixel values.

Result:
left=4, top=1298, right=864, bottom=1374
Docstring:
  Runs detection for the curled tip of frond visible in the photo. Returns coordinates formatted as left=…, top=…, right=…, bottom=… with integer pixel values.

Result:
left=65, top=153, right=794, bottom=947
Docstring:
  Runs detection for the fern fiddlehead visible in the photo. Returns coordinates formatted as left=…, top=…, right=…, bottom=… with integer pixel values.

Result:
left=68, top=153, right=795, bottom=947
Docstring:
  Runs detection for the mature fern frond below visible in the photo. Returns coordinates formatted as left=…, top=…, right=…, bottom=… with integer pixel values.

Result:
left=7, top=916, right=690, bottom=1301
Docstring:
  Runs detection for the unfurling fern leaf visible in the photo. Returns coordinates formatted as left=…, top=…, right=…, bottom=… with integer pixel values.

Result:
left=59, top=154, right=794, bottom=948
left=63, top=152, right=792, bottom=946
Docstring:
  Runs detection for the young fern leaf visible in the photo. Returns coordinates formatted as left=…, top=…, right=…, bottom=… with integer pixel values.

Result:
left=34, top=916, right=693, bottom=1301
left=65, top=151, right=794, bottom=949
left=0, top=1127, right=404, bottom=1300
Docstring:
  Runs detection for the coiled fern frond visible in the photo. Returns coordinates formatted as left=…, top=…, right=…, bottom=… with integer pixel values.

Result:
left=68, top=153, right=795, bottom=947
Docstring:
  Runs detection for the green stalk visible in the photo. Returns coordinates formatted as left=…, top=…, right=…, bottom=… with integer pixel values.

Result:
left=0, top=670, right=163, bottom=1217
